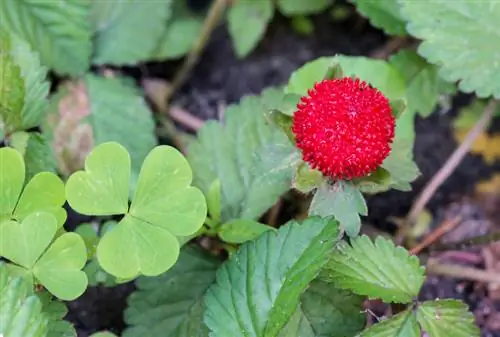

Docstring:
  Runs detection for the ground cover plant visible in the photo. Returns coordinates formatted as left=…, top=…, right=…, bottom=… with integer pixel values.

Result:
left=1, top=0, right=500, bottom=336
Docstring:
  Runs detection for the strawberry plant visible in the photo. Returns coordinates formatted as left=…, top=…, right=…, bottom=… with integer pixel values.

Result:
left=1, top=0, right=499, bottom=336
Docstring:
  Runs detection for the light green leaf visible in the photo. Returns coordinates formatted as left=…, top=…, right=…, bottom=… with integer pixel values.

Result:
left=416, top=300, right=480, bottom=337
left=400, top=0, right=500, bottom=98
left=278, top=0, right=333, bottom=16
left=309, top=181, right=367, bottom=237
left=218, top=219, right=275, bottom=244
left=9, top=132, right=57, bottom=181
left=359, top=310, right=420, bottom=337
left=188, top=88, right=298, bottom=223
left=300, top=280, right=365, bottom=337
left=0, top=213, right=57, bottom=269
left=0, top=0, right=92, bottom=76
left=0, top=263, right=48, bottom=337
left=351, top=0, right=406, bottom=36
left=322, top=235, right=425, bottom=303
left=228, top=0, right=274, bottom=57
left=32, top=232, right=88, bottom=301
left=37, top=292, right=76, bottom=337
left=153, top=0, right=203, bottom=60
left=123, top=246, right=220, bottom=337
left=204, top=217, right=340, bottom=337
left=0, top=147, right=25, bottom=216
left=92, top=0, right=172, bottom=65
left=90, top=333, right=118, bottom=337
left=390, top=49, right=455, bottom=117
left=65, top=142, right=130, bottom=216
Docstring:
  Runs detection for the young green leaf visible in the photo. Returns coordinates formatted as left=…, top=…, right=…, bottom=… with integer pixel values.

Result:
left=278, top=0, right=333, bottom=16
left=322, top=235, right=425, bottom=303
left=309, top=181, right=368, bottom=237
left=390, top=50, right=455, bottom=118
left=218, top=219, right=275, bottom=244
left=0, top=28, right=49, bottom=132
left=204, top=217, right=340, bottom=337
left=188, top=88, right=298, bottom=223
left=0, top=263, right=48, bottom=337
left=416, top=300, right=480, bottom=337
left=228, top=0, right=274, bottom=57
left=300, top=280, right=365, bottom=337
left=66, top=142, right=207, bottom=279
left=37, top=292, right=76, bottom=337
left=350, top=0, right=406, bottom=36
left=123, top=246, right=220, bottom=337
left=92, top=0, right=172, bottom=65
left=400, top=0, right=500, bottom=98
left=359, top=310, right=420, bottom=337
left=0, top=0, right=92, bottom=76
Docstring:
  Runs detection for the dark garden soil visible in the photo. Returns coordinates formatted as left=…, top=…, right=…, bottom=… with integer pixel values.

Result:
left=65, top=10, right=500, bottom=337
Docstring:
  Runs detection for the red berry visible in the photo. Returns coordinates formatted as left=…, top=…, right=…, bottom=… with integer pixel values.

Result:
left=292, top=77, right=395, bottom=180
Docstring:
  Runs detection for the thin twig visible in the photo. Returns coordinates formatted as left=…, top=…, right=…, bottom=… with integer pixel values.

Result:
left=169, top=107, right=204, bottom=131
left=403, top=99, right=498, bottom=236
left=370, top=37, right=411, bottom=59
left=429, top=231, right=500, bottom=252
left=165, top=0, right=229, bottom=103
left=409, top=216, right=461, bottom=255
left=426, top=258, right=500, bottom=284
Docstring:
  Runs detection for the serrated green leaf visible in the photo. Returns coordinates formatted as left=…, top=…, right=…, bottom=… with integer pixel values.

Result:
left=322, top=235, right=425, bottom=303
left=416, top=300, right=480, bottom=337
left=123, top=246, right=220, bottom=337
left=278, top=0, right=333, bottom=16
left=218, top=219, right=275, bottom=244
left=309, top=181, right=367, bottom=237
left=351, top=0, right=406, bottom=36
left=0, top=28, right=49, bottom=131
left=37, top=292, right=76, bottom=337
left=400, top=0, right=500, bottom=98
left=188, top=88, right=298, bottom=223
left=300, top=280, right=365, bottom=337
left=390, top=49, right=455, bottom=117
left=0, top=0, right=92, bottom=76
left=204, top=217, right=340, bottom=337
left=66, top=142, right=207, bottom=279
left=228, top=0, right=274, bottom=57
left=359, top=310, right=419, bottom=337
left=0, top=263, right=48, bottom=337
left=153, top=0, right=203, bottom=60
left=92, top=0, right=172, bottom=65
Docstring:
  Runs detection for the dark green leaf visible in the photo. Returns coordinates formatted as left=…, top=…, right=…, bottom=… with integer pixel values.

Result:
left=37, top=292, right=76, bottom=337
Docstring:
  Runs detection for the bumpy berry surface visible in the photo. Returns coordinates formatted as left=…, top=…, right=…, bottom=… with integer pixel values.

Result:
left=292, top=77, right=395, bottom=180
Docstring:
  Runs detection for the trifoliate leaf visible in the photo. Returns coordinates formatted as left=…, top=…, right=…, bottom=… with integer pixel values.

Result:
left=300, top=280, right=365, bottom=337
left=0, top=0, right=92, bottom=76
left=322, top=235, right=425, bottom=303
left=309, top=181, right=368, bottom=237
left=0, top=263, right=48, bottom=337
left=416, top=300, right=480, bottom=337
left=400, top=0, right=500, bottom=98
left=0, top=28, right=49, bottom=132
left=228, top=0, right=274, bottom=57
left=218, top=219, right=275, bottom=244
left=359, top=310, right=420, bottom=337
left=390, top=49, right=455, bottom=117
left=92, top=0, right=172, bottom=65
left=350, top=0, right=406, bottom=36
left=66, top=142, right=207, bottom=279
left=188, top=88, right=298, bottom=223
left=37, top=292, right=76, bottom=337
left=278, top=0, right=333, bottom=16
left=153, top=0, right=204, bottom=60
left=123, top=246, right=220, bottom=337
left=204, top=217, right=340, bottom=337
left=45, top=75, right=157, bottom=191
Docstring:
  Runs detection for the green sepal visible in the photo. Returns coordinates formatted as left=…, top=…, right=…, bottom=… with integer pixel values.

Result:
left=265, top=109, right=295, bottom=144
left=390, top=98, right=407, bottom=119
left=323, top=61, right=344, bottom=80
left=293, top=162, right=325, bottom=193
left=353, top=166, right=392, bottom=194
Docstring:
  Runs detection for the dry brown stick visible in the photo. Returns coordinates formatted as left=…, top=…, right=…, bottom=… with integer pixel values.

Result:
left=370, top=36, right=410, bottom=59
left=430, top=231, right=500, bottom=252
left=403, top=99, right=498, bottom=235
left=169, top=107, right=204, bottom=131
left=165, top=0, right=229, bottom=103
left=409, top=216, right=461, bottom=255
left=426, top=258, right=500, bottom=284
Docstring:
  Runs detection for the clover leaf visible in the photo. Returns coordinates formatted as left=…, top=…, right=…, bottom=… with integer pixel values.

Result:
left=65, top=142, right=207, bottom=279
left=0, top=212, right=88, bottom=300
left=0, top=147, right=66, bottom=226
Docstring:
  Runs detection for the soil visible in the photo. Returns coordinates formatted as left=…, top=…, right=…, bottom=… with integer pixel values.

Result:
left=65, top=9, right=500, bottom=337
